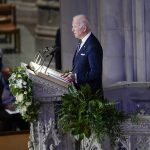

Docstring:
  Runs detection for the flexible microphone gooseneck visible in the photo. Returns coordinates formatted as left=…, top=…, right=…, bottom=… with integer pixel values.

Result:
left=44, top=47, right=59, bottom=73
left=32, top=46, right=58, bottom=73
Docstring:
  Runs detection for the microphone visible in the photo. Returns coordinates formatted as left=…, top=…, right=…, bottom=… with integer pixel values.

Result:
left=36, top=46, right=50, bottom=57
left=38, top=46, right=50, bottom=57
left=46, top=46, right=58, bottom=57
left=43, top=46, right=50, bottom=52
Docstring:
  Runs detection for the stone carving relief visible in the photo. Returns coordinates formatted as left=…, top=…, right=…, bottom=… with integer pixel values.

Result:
left=115, top=136, right=130, bottom=150
left=132, top=99, right=150, bottom=115
left=29, top=118, right=60, bottom=150
left=28, top=122, right=40, bottom=150
left=132, top=136, right=150, bottom=150
left=38, top=119, right=60, bottom=150
left=123, top=117, right=150, bottom=132
left=29, top=72, right=67, bottom=98
left=81, top=135, right=102, bottom=150
left=120, top=117, right=150, bottom=150
left=44, top=119, right=60, bottom=149
left=27, top=72, right=64, bottom=150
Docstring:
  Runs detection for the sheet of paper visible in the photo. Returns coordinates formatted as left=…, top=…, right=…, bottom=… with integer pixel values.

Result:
left=5, top=109, right=20, bottom=115
left=47, top=72, right=69, bottom=83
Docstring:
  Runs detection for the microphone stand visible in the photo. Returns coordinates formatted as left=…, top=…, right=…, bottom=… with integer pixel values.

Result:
left=35, top=52, right=49, bottom=73
left=33, top=47, right=51, bottom=72
left=34, top=47, right=50, bottom=64
left=45, top=52, right=55, bottom=74
left=32, top=46, right=56, bottom=74
left=34, top=52, right=42, bottom=65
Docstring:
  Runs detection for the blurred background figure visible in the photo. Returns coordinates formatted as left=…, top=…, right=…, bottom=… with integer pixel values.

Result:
left=0, top=66, right=29, bottom=132
left=54, top=28, right=62, bottom=71
left=0, top=48, right=3, bottom=71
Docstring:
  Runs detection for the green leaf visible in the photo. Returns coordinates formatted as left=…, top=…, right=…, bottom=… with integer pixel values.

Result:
left=59, top=84, right=127, bottom=146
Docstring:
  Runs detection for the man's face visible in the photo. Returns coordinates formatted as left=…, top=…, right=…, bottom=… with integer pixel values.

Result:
left=72, top=18, right=83, bottom=39
left=2, top=67, right=11, bottom=80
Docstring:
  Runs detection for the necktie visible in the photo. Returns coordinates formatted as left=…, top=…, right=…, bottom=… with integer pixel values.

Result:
left=73, top=40, right=82, bottom=68
left=76, top=40, right=82, bottom=55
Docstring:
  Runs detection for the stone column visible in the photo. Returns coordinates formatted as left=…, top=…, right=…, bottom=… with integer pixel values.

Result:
left=98, top=0, right=126, bottom=86
left=133, top=0, right=146, bottom=81
left=123, top=0, right=134, bottom=82
left=8, top=0, right=38, bottom=25
left=35, top=0, right=60, bottom=50
left=145, top=0, right=150, bottom=81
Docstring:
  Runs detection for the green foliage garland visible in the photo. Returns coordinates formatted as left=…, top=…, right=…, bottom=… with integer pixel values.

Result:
left=9, top=66, right=39, bottom=122
left=59, top=84, right=127, bottom=145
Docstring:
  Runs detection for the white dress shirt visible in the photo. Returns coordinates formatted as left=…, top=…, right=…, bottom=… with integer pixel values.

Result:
left=78, top=32, right=91, bottom=51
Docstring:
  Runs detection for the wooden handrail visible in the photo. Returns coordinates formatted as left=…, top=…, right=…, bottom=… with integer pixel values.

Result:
left=0, top=4, right=16, bottom=25
left=0, top=130, right=29, bottom=136
left=0, top=4, right=21, bottom=52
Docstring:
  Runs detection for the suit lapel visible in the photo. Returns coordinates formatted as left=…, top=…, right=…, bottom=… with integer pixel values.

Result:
left=72, top=33, right=93, bottom=70
left=77, top=33, right=93, bottom=55
left=73, top=45, right=86, bottom=70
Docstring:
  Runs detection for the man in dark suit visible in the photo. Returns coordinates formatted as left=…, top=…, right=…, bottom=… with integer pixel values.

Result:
left=64, top=14, right=103, bottom=93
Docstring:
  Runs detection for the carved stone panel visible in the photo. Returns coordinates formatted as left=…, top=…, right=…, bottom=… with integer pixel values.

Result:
left=28, top=72, right=74, bottom=150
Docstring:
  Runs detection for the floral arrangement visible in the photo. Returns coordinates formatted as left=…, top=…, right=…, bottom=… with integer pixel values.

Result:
left=9, top=66, right=39, bottom=122
left=59, top=84, right=127, bottom=146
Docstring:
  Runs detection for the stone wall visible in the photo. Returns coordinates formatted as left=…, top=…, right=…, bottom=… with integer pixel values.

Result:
left=60, top=0, right=150, bottom=87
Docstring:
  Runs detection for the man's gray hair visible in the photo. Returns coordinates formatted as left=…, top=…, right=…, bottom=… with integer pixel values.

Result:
left=73, top=14, right=91, bottom=30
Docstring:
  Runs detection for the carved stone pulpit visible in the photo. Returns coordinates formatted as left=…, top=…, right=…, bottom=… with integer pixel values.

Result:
left=25, top=62, right=75, bottom=150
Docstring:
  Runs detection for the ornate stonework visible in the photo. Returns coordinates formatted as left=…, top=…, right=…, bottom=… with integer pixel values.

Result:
left=81, top=135, right=102, bottom=150
left=27, top=68, right=150, bottom=150
left=27, top=69, right=75, bottom=150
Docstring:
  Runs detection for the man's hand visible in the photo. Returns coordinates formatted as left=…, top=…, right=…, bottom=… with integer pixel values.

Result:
left=64, top=73, right=75, bottom=83
left=5, top=104, right=16, bottom=111
left=61, top=72, right=70, bottom=78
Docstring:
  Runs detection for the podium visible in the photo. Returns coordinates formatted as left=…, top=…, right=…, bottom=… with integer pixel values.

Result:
left=23, top=62, right=75, bottom=150
left=25, top=62, right=104, bottom=150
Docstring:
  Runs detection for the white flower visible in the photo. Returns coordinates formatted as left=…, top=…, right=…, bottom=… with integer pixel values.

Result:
left=23, top=81, right=27, bottom=86
left=24, top=91, right=27, bottom=94
left=16, top=79, right=23, bottom=88
left=9, top=73, right=16, bottom=81
left=25, top=102, right=32, bottom=106
left=17, top=74, right=22, bottom=78
left=14, top=84, right=18, bottom=89
left=20, top=106, right=27, bottom=115
left=8, top=66, right=38, bottom=122
left=16, top=93, right=24, bottom=102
